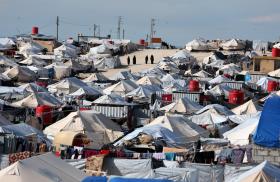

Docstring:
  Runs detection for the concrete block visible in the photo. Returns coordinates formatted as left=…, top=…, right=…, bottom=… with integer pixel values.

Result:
left=269, top=150, right=280, bottom=157
left=264, top=156, right=275, bottom=162
left=257, top=150, right=268, bottom=156
left=253, top=155, right=264, bottom=162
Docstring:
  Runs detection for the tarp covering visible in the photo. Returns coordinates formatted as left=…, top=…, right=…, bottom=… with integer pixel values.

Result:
left=216, top=63, right=241, bottom=76
left=94, top=56, right=121, bottom=69
left=224, top=164, right=257, bottom=182
left=209, top=75, right=230, bottom=85
left=83, top=73, right=109, bottom=82
left=19, top=56, right=48, bottom=67
left=193, top=70, right=212, bottom=78
left=232, top=161, right=280, bottom=182
left=48, top=77, right=88, bottom=94
left=205, top=84, right=231, bottom=98
left=93, top=94, right=131, bottom=105
left=151, top=167, right=198, bottom=182
left=102, top=158, right=152, bottom=178
left=4, top=66, right=36, bottom=82
left=0, top=114, right=12, bottom=126
left=221, top=39, right=245, bottom=50
left=136, top=76, right=162, bottom=86
left=111, top=71, right=139, bottom=81
left=253, top=96, right=280, bottom=147
left=180, top=162, right=224, bottom=182
left=185, top=39, right=209, bottom=51
left=103, top=80, right=138, bottom=95
left=0, top=152, right=86, bottom=182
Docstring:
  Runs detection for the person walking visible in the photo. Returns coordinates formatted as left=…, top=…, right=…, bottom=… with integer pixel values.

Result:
left=133, top=55, right=136, bottom=64
left=150, top=54, right=154, bottom=64
left=127, top=56, right=130, bottom=65
left=145, top=55, right=148, bottom=64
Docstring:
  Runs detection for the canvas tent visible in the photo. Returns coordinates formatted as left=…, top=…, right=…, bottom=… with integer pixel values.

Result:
left=54, top=44, right=78, bottom=58
left=83, top=73, right=109, bottom=82
left=44, top=62, right=71, bottom=80
left=232, top=161, right=280, bottom=182
left=48, top=77, right=88, bottom=95
left=19, top=56, right=48, bottom=67
left=160, top=97, right=203, bottom=114
left=147, top=115, right=209, bottom=142
left=0, top=152, right=86, bottom=182
left=103, top=80, right=138, bottom=95
left=205, top=84, right=232, bottom=98
left=11, top=92, right=62, bottom=108
left=69, top=86, right=102, bottom=97
left=223, top=113, right=260, bottom=145
left=44, top=110, right=123, bottom=148
left=19, top=83, right=48, bottom=93
left=125, top=85, right=160, bottom=100
left=93, top=56, right=121, bottom=69
left=268, top=69, right=280, bottom=77
left=64, top=59, right=91, bottom=73
left=215, top=63, right=241, bottom=76
left=18, top=42, right=43, bottom=57
left=185, top=39, right=209, bottom=51
left=221, top=39, right=245, bottom=50
left=0, top=38, right=15, bottom=49
left=93, top=94, right=131, bottom=105
left=3, top=66, right=36, bottom=82
left=193, top=70, right=212, bottom=78
left=253, top=96, right=280, bottom=147
left=136, top=76, right=162, bottom=86
left=231, top=100, right=262, bottom=115
left=111, top=70, right=139, bottom=81
left=209, top=75, right=230, bottom=85
left=0, top=55, right=18, bottom=67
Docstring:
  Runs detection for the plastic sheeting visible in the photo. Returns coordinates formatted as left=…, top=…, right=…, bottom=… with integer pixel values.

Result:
left=253, top=96, right=280, bottom=147
left=224, top=164, right=256, bottom=182
left=102, top=158, right=152, bottom=178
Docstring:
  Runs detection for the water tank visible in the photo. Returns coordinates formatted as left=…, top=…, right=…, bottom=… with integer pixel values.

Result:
left=267, top=80, right=278, bottom=92
left=162, top=94, right=172, bottom=102
left=35, top=81, right=48, bottom=88
left=189, top=80, right=200, bottom=92
left=32, top=26, right=39, bottom=35
left=272, top=48, right=280, bottom=57
left=36, top=105, right=52, bottom=126
left=228, top=90, right=244, bottom=105
left=139, top=39, right=145, bottom=45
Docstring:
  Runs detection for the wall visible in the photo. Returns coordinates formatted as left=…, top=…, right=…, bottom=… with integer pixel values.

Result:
left=33, top=39, right=56, bottom=52
left=260, top=59, right=274, bottom=73
left=252, top=144, right=280, bottom=166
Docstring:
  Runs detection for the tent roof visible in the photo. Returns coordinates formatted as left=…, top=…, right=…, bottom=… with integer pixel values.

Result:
left=11, top=92, right=62, bottom=108
left=48, top=77, right=88, bottom=94
left=209, top=75, right=230, bottom=84
left=233, top=161, right=280, bottom=182
left=160, top=97, right=202, bottom=114
left=205, top=84, right=231, bottom=97
left=53, top=131, right=87, bottom=146
left=136, top=76, right=162, bottom=86
left=103, top=80, right=138, bottom=95
left=0, top=152, right=86, bottom=182
left=69, top=86, right=102, bottom=97
left=19, top=56, right=47, bottom=67
left=231, top=100, right=262, bottom=115
left=147, top=115, right=209, bottom=141
left=93, top=94, right=131, bottom=105
left=0, top=114, right=12, bottom=126
left=19, top=83, right=48, bottom=93
left=83, top=73, right=109, bottom=82
left=193, top=70, right=212, bottom=78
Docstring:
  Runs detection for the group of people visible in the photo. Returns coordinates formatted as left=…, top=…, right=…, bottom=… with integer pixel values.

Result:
left=126, top=55, right=155, bottom=65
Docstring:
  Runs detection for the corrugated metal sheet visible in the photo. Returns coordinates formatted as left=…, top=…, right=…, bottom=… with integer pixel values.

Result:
left=221, top=82, right=244, bottom=90
left=92, top=105, right=127, bottom=118
left=250, top=74, right=266, bottom=83
left=156, top=91, right=201, bottom=103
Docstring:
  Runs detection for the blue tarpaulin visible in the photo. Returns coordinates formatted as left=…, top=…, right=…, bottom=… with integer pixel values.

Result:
left=82, top=176, right=107, bottom=182
left=253, top=96, right=280, bottom=147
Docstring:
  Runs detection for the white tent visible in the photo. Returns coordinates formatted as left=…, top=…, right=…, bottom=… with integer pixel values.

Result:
left=139, top=67, right=166, bottom=77
left=69, top=86, right=102, bottom=97
left=18, top=42, right=43, bottom=57
left=103, top=80, right=138, bottom=95
left=64, top=59, right=91, bottom=73
left=3, top=66, right=36, bottom=82
left=47, top=77, right=88, bottom=94
left=223, top=113, right=260, bottom=145
left=136, top=76, right=162, bottom=86
left=160, top=97, right=202, bottom=114
left=19, top=83, right=48, bottom=93
left=83, top=73, right=109, bottom=82
left=93, top=94, right=130, bottom=105
left=228, top=112, right=261, bottom=124
left=163, top=82, right=185, bottom=92
left=157, top=61, right=180, bottom=73
left=0, top=152, right=86, bottom=182
left=232, top=161, right=280, bottom=182
left=54, top=44, right=78, bottom=58
left=45, top=63, right=71, bottom=80
left=185, top=39, right=209, bottom=51
left=19, top=56, right=48, bottom=67
left=11, top=92, right=62, bottom=108
left=268, top=69, right=280, bottom=77
left=0, top=38, right=15, bottom=49
left=44, top=110, right=123, bottom=148
left=231, top=100, right=262, bottom=115
left=205, top=84, right=232, bottom=98
left=93, top=56, right=121, bottom=69
left=209, top=75, right=230, bottom=85
left=110, top=70, right=139, bottom=81
left=216, top=63, right=241, bottom=76
left=189, top=104, right=234, bottom=125
left=0, top=55, right=18, bottom=67
left=89, top=44, right=118, bottom=55
left=221, top=39, right=245, bottom=50
left=147, top=115, right=209, bottom=141
left=193, top=70, right=212, bottom=78
left=125, top=85, right=160, bottom=99
left=273, top=43, right=280, bottom=49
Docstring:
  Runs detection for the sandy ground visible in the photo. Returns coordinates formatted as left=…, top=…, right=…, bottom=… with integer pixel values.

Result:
left=102, top=49, right=212, bottom=78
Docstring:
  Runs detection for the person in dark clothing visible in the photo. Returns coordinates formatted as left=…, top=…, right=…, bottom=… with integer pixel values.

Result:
left=133, top=56, right=136, bottom=64
left=145, top=55, right=148, bottom=64
left=127, top=56, right=130, bottom=65
left=150, top=55, right=154, bottom=64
